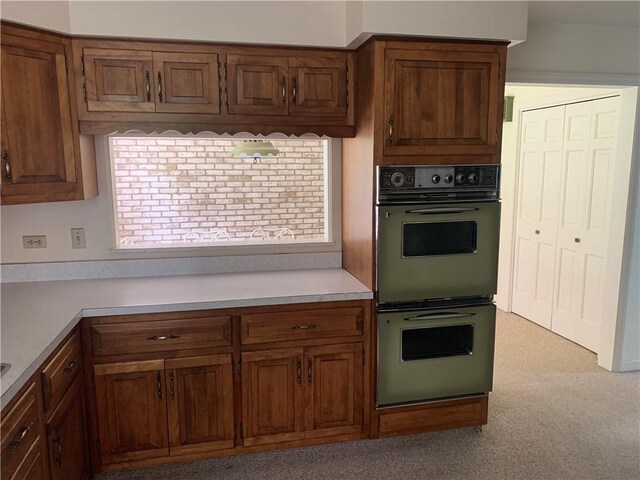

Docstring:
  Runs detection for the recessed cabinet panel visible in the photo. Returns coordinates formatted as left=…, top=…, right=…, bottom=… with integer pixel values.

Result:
left=166, top=355, right=234, bottom=455
left=83, top=48, right=155, bottom=112
left=1, top=35, right=77, bottom=197
left=289, top=57, right=347, bottom=116
left=93, top=360, right=168, bottom=464
left=383, top=46, right=503, bottom=160
left=153, top=52, right=220, bottom=114
left=227, top=55, right=289, bottom=116
left=241, top=348, right=304, bottom=446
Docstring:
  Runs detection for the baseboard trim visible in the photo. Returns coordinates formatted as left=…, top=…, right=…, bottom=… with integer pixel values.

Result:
left=621, top=360, right=640, bottom=372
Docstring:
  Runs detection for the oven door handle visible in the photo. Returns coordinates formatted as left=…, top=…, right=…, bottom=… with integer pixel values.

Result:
left=405, top=207, right=479, bottom=215
left=404, top=312, right=476, bottom=321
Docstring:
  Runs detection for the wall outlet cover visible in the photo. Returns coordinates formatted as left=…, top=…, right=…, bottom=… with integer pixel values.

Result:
left=71, top=228, right=87, bottom=249
left=22, top=235, right=47, bottom=249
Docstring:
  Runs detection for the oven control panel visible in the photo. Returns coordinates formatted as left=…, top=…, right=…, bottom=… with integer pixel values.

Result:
left=378, top=165, right=500, bottom=203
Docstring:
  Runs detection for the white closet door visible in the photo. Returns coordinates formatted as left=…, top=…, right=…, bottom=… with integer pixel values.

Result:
left=552, top=96, right=620, bottom=351
left=511, top=105, right=565, bottom=328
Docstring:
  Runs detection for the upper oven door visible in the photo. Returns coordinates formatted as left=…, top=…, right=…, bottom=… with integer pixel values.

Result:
left=377, top=202, right=500, bottom=303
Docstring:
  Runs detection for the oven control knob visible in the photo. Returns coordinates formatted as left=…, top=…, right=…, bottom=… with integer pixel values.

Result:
left=468, top=173, right=478, bottom=184
left=444, top=174, right=453, bottom=184
left=390, top=172, right=405, bottom=188
left=431, top=174, right=441, bottom=184
left=456, top=173, right=466, bottom=184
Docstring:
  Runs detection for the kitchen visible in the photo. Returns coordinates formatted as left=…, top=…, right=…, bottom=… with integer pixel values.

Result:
left=2, top=5, right=640, bottom=480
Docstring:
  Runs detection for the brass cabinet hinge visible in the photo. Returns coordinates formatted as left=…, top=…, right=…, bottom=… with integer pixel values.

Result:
left=81, top=55, right=85, bottom=75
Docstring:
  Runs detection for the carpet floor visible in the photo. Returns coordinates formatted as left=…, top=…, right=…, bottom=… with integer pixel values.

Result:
left=95, top=310, right=640, bottom=480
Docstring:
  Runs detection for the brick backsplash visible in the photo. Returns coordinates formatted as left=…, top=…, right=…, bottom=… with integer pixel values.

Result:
left=111, top=138, right=326, bottom=246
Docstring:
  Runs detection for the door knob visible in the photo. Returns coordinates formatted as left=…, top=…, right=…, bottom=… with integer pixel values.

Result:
left=574, top=238, right=580, bottom=243
left=535, top=230, right=540, bottom=235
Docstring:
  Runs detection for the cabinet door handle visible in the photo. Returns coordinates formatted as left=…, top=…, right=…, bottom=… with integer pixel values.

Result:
left=51, top=431, right=63, bottom=467
left=574, top=237, right=581, bottom=243
left=291, top=324, right=320, bottom=330
left=296, top=359, right=302, bottom=386
left=307, top=359, right=313, bottom=385
left=292, top=76, right=297, bottom=105
left=146, top=335, right=180, bottom=341
left=157, top=72, right=163, bottom=102
left=8, top=421, right=34, bottom=449
left=388, top=116, right=393, bottom=144
left=168, top=369, right=175, bottom=400
left=63, top=357, right=78, bottom=374
left=282, top=76, right=286, bottom=103
left=145, top=71, right=151, bottom=102
left=3, top=150, right=11, bottom=183
left=157, top=371, right=162, bottom=400
left=535, top=230, right=540, bottom=235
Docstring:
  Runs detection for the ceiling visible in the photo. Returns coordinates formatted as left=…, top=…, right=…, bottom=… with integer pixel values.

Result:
left=528, top=1, right=640, bottom=29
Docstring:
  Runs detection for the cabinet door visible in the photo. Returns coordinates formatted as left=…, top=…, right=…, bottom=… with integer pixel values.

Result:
left=241, top=348, right=303, bottom=446
left=153, top=52, right=220, bottom=114
left=93, top=360, right=168, bottom=465
left=46, top=377, right=88, bottom=480
left=1, top=34, right=77, bottom=198
left=289, top=57, right=347, bottom=117
left=165, top=354, right=234, bottom=455
left=383, top=47, right=502, bottom=160
left=304, top=343, right=363, bottom=439
left=226, top=55, right=289, bottom=116
left=83, top=48, right=155, bottom=112
left=6, top=442, right=47, bottom=480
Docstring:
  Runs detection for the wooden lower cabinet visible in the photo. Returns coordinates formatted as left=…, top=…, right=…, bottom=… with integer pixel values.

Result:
left=166, top=355, right=234, bottom=455
left=241, top=343, right=364, bottom=446
left=6, top=442, right=47, bottom=480
left=46, top=377, right=88, bottom=480
left=241, top=348, right=304, bottom=446
left=93, top=360, right=169, bottom=464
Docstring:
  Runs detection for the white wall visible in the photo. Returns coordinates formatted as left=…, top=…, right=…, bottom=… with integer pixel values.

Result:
left=2, top=1, right=528, bottom=47
left=1, top=1, right=70, bottom=32
left=508, top=21, right=640, bottom=78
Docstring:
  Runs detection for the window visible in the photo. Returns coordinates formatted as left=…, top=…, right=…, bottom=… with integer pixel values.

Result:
left=108, top=136, right=337, bottom=250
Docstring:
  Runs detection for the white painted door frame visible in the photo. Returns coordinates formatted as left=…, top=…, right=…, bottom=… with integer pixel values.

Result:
left=500, top=74, right=639, bottom=372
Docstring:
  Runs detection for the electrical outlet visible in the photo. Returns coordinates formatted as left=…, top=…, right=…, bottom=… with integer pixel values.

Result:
left=23, top=235, right=47, bottom=249
left=70, top=228, right=86, bottom=249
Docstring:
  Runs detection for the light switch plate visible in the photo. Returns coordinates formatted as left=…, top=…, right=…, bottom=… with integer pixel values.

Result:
left=71, top=228, right=86, bottom=249
left=23, top=235, right=47, bottom=249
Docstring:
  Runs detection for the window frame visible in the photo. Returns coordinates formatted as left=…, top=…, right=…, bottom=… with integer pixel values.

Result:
left=101, top=134, right=342, bottom=255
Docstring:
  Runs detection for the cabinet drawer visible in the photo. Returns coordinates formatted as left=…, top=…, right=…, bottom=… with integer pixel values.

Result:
left=240, top=307, right=363, bottom=345
left=41, top=331, right=82, bottom=412
left=91, top=316, right=232, bottom=355
left=1, top=384, right=41, bottom=478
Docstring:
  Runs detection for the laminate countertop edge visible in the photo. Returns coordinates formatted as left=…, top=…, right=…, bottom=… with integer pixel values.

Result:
left=0, top=268, right=372, bottom=408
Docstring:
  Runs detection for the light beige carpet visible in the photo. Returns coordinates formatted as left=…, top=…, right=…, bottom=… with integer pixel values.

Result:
left=96, top=310, right=640, bottom=480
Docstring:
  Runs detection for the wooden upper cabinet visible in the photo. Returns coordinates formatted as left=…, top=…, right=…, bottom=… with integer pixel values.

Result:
left=289, top=57, right=347, bottom=117
left=1, top=33, right=79, bottom=200
left=153, top=52, right=220, bottom=114
left=382, top=42, right=505, bottom=163
left=304, top=343, right=363, bottom=439
left=93, top=360, right=168, bottom=465
left=226, top=54, right=289, bottom=116
left=165, top=355, right=234, bottom=455
left=241, top=348, right=304, bottom=446
left=82, top=48, right=155, bottom=112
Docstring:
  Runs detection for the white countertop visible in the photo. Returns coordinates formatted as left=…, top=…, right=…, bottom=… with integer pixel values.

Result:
left=0, top=268, right=372, bottom=407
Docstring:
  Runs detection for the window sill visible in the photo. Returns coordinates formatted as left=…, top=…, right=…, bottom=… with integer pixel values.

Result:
left=109, top=241, right=339, bottom=256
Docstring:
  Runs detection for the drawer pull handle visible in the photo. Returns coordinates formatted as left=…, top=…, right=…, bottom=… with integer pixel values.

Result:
left=146, top=335, right=180, bottom=341
left=63, top=357, right=78, bottom=374
left=51, top=432, right=63, bottom=467
left=296, top=359, right=302, bottom=386
left=291, top=324, right=320, bottom=330
left=8, top=421, right=34, bottom=449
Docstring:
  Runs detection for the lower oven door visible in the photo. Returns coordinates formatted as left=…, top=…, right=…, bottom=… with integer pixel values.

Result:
left=377, top=303, right=495, bottom=407
left=377, top=201, right=500, bottom=303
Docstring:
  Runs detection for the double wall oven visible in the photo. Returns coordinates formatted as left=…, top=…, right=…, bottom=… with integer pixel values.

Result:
left=376, top=165, right=500, bottom=407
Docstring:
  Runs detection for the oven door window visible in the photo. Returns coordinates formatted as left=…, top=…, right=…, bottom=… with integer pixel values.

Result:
left=403, top=221, right=477, bottom=257
left=401, top=324, right=474, bottom=361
